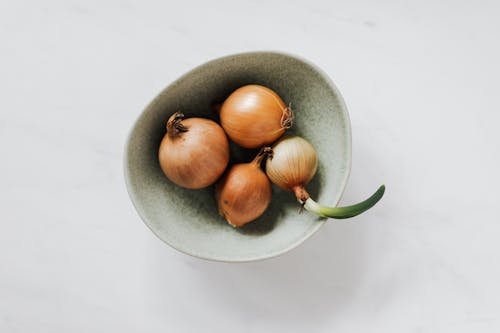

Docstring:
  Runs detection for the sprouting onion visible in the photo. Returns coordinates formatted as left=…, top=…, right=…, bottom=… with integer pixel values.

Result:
left=266, top=136, right=385, bottom=219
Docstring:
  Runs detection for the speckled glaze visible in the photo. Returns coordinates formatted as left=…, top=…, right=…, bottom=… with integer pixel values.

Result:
left=124, top=51, right=352, bottom=262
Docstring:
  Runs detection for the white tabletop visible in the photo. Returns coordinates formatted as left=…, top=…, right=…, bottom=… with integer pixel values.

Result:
left=2, top=1, right=500, bottom=332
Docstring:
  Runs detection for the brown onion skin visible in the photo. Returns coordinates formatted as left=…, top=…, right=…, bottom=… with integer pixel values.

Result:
left=215, top=151, right=272, bottom=227
left=158, top=113, right=229, bottom=189
left=220, top=85, right=292, bottom=148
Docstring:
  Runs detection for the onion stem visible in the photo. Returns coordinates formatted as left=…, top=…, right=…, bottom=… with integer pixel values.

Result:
left=303, top=185, right=385, bottom=219
left=252, top=147, right=273, bottom=167
left=167, top=112, right=188, bottom=137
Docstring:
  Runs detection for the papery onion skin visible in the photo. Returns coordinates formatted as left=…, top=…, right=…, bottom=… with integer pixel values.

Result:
left=265, top=136, right=317, bottom=191
left=220, top=85, right=293, bottom=148
left=266, top=135, right=385, bottom=219
left=215, top=148, right=272, bottom=227
left=158, top=112, right=229, bottom=189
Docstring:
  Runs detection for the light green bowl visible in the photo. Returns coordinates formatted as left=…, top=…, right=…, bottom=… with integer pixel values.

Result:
left=124, top=51, right=351, bottom=262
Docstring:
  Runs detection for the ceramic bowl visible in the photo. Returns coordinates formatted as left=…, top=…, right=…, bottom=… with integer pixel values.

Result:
left=124, top=51, right=351, bottom=262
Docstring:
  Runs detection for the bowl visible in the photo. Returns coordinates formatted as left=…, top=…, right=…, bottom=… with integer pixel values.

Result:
left=124, top=51, right=351, bottom=262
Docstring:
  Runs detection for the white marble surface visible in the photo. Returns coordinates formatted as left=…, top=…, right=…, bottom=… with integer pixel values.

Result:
left=1, top=0, right=500, bottom=332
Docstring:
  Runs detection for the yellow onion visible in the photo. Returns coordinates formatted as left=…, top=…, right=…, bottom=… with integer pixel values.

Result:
left=266, top=136, right=385, bottom=219
left=215, top=148, right=272, bottom=227
left=219, top=85, right=293, bottom=148
left=158, top=112, right=229, bottom=189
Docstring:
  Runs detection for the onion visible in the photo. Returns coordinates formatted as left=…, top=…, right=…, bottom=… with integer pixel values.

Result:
left=215, top=148, right=272, bottom=227
left=266, top=136, right=385, bottom=219
left=158, top=112, right=229, bottom=189
left=219, top=85, right=293, bottom=148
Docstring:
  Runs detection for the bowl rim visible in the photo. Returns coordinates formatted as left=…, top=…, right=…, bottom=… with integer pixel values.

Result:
left=123, top=50, right=352, bottom=263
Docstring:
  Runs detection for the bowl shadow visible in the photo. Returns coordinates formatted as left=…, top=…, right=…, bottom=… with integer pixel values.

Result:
left=147, top=218, right=367, bottom=328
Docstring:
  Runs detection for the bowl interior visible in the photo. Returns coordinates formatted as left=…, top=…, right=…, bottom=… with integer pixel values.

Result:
left=125, top=52, right=351, bottom=262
